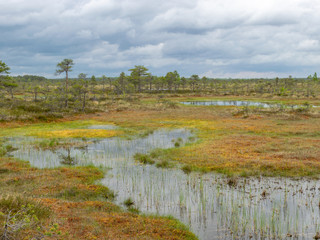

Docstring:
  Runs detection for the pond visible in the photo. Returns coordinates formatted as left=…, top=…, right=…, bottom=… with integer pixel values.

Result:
left=180, top=100, right=312, bottom=109
left=7, top=125, right=320, bottom=240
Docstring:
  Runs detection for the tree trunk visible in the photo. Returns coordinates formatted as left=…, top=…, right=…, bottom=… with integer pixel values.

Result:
left=65, top=71, right=68, bottom=107
left=34, top=90, right=37, bottom=102
left=82, top=92, right=86, bottom=111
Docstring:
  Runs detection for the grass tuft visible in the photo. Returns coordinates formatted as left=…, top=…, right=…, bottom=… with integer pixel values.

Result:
left=133, top=153, right=155, bottom=165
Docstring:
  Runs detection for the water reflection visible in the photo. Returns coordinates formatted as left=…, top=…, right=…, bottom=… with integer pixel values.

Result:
left=7, top=126, right=320, bottom=240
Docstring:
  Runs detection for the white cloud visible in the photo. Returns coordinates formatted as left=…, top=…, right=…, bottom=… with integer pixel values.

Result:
left=1, top=0, right=320, bottom=77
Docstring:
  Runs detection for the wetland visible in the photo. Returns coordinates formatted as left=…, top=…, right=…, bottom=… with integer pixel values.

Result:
left=2, top=106, right=320, bottom=240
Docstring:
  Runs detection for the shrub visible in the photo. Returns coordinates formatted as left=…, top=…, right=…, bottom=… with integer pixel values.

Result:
left=0, top=196, right=51, bottom=220
left=123, top=198, right=134, bottom=207
left=56, top=186, right=115, bottom=201
left=181, top=165, right=192, bottom=174
left=133, top=153, right=155, bottom=165
left=156, top=160, right=170, bottom=168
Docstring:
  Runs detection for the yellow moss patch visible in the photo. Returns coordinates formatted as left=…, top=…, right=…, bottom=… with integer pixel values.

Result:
left=31, top=129, right=122, bottom=138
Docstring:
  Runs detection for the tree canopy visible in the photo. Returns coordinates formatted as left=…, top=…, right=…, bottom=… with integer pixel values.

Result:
left=56, top=59, right=74, bottom=75
left=129, top=65, right=150, bottom=92
left=0, top=60, right=10, bottom=75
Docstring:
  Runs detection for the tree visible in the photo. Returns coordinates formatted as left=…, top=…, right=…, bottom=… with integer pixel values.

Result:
left=27, top=85, right=41, bottom=102
left=189, top=74, right=200, bottom=91
left=108, top=77, right=113, bottom=90
left=128, top=65, right=150, bottom=92
left=201, top=76, right=208, bottom=91
left=146, top=74, right=153, bottom=91
left=72, top=73, right=89, bottom=111
left=101, top=75, right=107, bottom=91
left=2, top=78, right=18, bottom=99
left=0, top=60, right=10, bottom=75
left=55, top=59, right=74, bottom=107
left=165, top=71, right=180, bottom=91
left=78, top=73, right=87, bottom=80
left=0, top=61, right=11, bottom=99
left=181, top=77, right=187, bottom=90
left=90, top=75, right=97, bottom=100
left=114, top=72, right=128, bottom=95
left=313, top=72, right=318, bottom=83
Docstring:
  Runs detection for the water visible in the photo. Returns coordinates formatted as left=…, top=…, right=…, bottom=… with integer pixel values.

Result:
left=180, top=101, right=316, bottom=109
left=87, top=125, right=118, bottom=130
left=6, top=125, right=320, bottom=240
left=181, top=100, right=278, bottom=108
left=10, top=128, right=192, bottom=169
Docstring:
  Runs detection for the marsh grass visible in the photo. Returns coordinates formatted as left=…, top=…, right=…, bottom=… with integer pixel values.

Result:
left=123, top=198, right=135, bottom=207
left=227, top=177, right=238, bottom=187
left=134, top=148, right=178, bottom=169
left=56, top=185, right=115, bottom=201
left=4, top=106, right=320, bottom=177
left=128, top=206, right=140, bottom=214
left=0, top=196, right=51, bottom=220
left=232, top=102, right=319, bottom=119
left=59, top=155, right=78, bottom=166
left=2, top=100, right=320, bottom=239
left=0, top=139, right=18, bottom=157
left=156, top=160, right=170, bottom=168
left=181, top=165, right=193, bottom=174
left=134, top=153, right=155, bottom=165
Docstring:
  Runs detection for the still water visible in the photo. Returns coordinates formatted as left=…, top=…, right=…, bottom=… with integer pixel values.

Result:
left=8, top=126, right=320, bottom=240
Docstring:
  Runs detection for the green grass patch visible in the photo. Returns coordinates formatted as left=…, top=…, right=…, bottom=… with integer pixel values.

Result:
left=56, top=185, right=115, bottom=201
left=134, top=153, right=155, bottom=165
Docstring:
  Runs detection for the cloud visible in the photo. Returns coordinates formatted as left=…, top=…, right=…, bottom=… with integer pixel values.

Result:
left=1, top=0, right=320, bottom=78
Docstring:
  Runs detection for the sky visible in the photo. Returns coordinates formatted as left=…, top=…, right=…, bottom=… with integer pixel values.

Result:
left=1, top=0, right=320, bottom=78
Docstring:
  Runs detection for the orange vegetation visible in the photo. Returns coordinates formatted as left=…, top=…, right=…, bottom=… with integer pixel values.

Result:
left=0, top=157, right=197, bottom=239
left=85, top=102, right=320, bottom=177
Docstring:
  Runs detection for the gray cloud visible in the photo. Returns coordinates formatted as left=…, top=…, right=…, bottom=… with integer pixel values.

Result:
left=1, top=0, right=320, bottom=78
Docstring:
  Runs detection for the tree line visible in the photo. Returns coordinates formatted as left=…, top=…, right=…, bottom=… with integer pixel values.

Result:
left=1, top=59, right=319, bottom=113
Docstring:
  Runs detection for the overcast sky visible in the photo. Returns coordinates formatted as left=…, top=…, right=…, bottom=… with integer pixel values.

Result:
left=1, top=0, right=320, bottom=78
